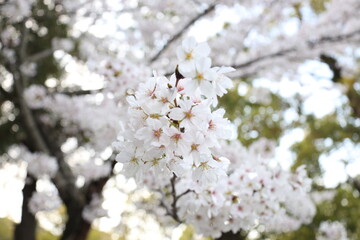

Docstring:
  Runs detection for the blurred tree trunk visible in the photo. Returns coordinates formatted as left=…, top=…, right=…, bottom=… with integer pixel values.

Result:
left=14, top=176, right=36, bottom=240
left=60, top=163, right=115, bottom=240
left=216, top=230, right=247, bottom=240
left=61, top=204, right=91, bottom=240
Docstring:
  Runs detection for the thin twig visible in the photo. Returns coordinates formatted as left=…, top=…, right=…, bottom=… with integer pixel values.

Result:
left=232, top=49, right=294, bottom=70
left=59, top=88, right=103, bottom=96
left=26, top=49, right=54, bottom=63
left=176, top=189, right=193, bottom=200
left=231, top=28, right=360, bottom=72
left=149, top=3, right=216, bottom=63
left=164, top=174, right=194, bottom=223
left=170, top=174, right=180, bottom=222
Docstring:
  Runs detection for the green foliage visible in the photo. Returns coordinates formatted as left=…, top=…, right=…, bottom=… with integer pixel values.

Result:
left=321, top=186, right=360, bottom=239
left=310, top=0, right=331, bottom=14
left=87, top=228, right=117, bottom=240
left=0, top=218, right=13, bottom=240
left=26, top=0, right=69, bottom=85
left=293, top=3, right=303, bottom=21
left=0, top=218, right=121, bottom=240
left=219, top=83, right=287, bottom=147
left=270, top=225, right=316, bottom=240
left=0, top=119, right=21, bottom=154
left=179, top=226, right=194, bottom=240
left=37, top=228, right=57, bottom=240
left=178, top=226, right=212, bottom=240
left=291, top=132, right=322, bottom=177
left=271, top=185, right=360, bottom=240
left=218, top=72, right=360, bottom=240
left=291, top=113, right=360, bottom=177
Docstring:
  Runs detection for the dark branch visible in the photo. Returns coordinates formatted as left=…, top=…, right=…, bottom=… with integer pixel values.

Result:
left=215, top=230, right=247, bottom=240
left=159, top=174, right=193, bottom=223
left=26, top=49, right=54, bottom=63
left=19, top=22, right=30, bottom=63
left=14, top=175, right=37, bottom=240
left=170, top=174, right=181, bottom=222
left=149, top=3, right=216, bottom=63
left=232, top=49, right=294, bottom=70
left=60, top=88, right=103, bottom=96
left=231, top=28, right=360, bottom=72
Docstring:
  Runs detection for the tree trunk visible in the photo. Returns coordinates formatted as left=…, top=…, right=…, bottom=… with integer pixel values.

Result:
left=60, top=201, right=91, bottom=240
left=14, top=176, right=36, bottom=240
left=61, top=218, right=91, bottom=240
left=60, top=163, right=116, bottom=240
left=216, top=230, right=247, bottom=240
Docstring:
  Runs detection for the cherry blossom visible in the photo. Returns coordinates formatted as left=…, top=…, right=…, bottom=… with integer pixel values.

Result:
left=82, top=194, right=108, bottom=223
left=28, top=191, right=62, bottom=215
left=0, top=0, right=35, bottom=23
left=114, top=38, right=315, bottom=238
left=317, top=221, right=349, bottom=240
left=114, top=38, right=235, bottom=192
left=3, top=0, right=357, bottom=238
left=25, top=151, right=58, bottom=179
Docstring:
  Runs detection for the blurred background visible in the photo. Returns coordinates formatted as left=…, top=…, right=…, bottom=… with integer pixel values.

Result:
left=1, top=0, right=360, bottom=239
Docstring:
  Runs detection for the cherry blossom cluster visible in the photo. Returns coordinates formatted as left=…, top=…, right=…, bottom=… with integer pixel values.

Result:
left=24, top=85, right=122, bottom=151
left=82, top=194, right=108, bottom=223
left=72, top=158, right=112, bottom=183
left=311, top=190, right=337, bottom=204
left=1, top=25, right=20, bottom=64
left=1, top=25, right=20, bottom=48
left=3, top=0, right=359, bottom=238
left=88, top=57, right=147, bottom=101
left=207, top=0, right=360, bottom=78
left=24, top=150, right=58, bottom=179
left=28, top=191, right=62, bottom=215
left=114, top=37, right=234, bottom=190
left=317, top=221, right=349, bottom=240
left=173, top=139, right=315, bottom=237
left=0, top=0, right=35, bottom=23
left=114, top=38, right=315, bottom=238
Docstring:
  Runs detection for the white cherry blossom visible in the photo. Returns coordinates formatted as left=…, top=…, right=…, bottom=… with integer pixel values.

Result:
left=317, top=221, right=349, bottom=240
left=28, top=191, right=62, bottom=215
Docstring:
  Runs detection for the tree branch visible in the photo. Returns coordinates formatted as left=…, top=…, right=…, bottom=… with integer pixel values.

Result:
left=26, top=49, right=54, bottom=63
left=12, top=21, right=82, bottom=215
left=231, top=28, right=360, bottom=72
left=60, top=88, right=103, bottom=96
left=232, top=49, right=294, bottom=70
left=159, top=174, right=193, bottom=223
left=61, top=158, right=116, bottom=240
left=14, top=175, right=36, bottom=240
left=215, top=230, right=247, bottom=240
left=170, top=174, right=180, bottom=222
left=149, top=3, right=216, bottom=63
left=19, top=22, right=30, bottom=62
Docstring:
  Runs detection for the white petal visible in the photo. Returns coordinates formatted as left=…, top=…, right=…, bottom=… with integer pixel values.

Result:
left=179, top=60, right=196, bottom=77
left=194, top=42, right=210, bottom=58
left=169, top=108, right=185, bottom=120
left=218, top=66, right=236, bottom=73
left=200, top=81, right=215, bottom=97
left=195, top=57, right=212, bottom=73
left=182, top=37, right=197, bottom=52
left=176, top=47, right=186, bottom=61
